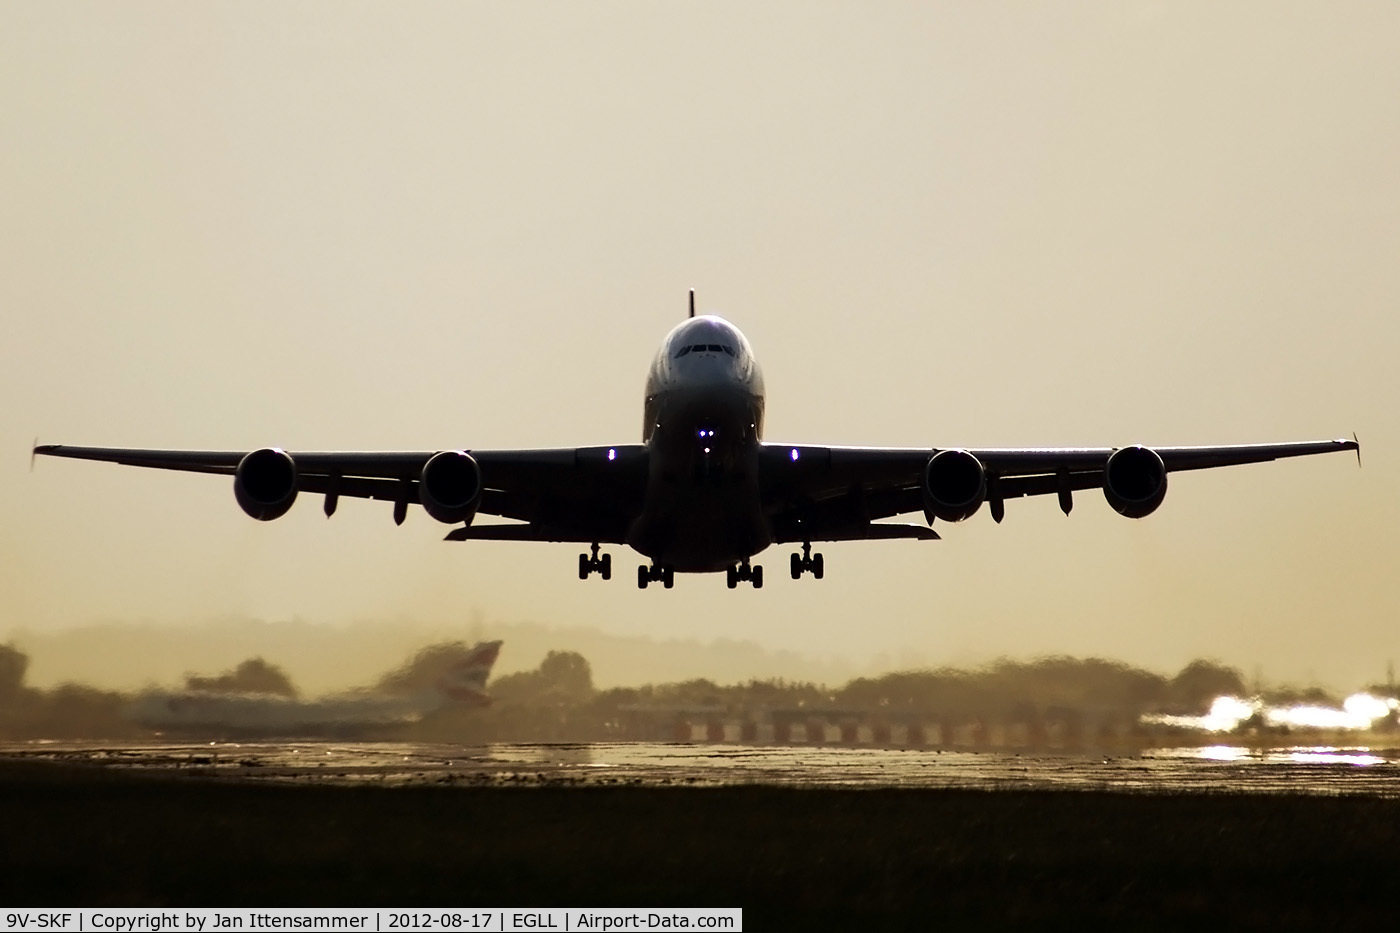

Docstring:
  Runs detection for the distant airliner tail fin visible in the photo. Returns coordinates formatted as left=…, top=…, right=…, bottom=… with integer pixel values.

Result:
left=436, top=640, right=502, bottom=706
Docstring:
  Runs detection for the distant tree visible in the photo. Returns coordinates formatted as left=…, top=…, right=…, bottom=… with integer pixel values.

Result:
left=539, top=650, right=593, bottom=702
left=1259, top=684, right=1339, bottom=707
left=588, top=685, right=642, bottom=715
left=185, top=657, right=297, bottom=697
left=649, top=678, right=724, bottom=707
left=834, top=657, right=1171, bottom=718
left=0, top=643, right=29, bottom=699
left=1168, top=659, right=1247, bottom=712
left=493, top=650, right=594, bottom=707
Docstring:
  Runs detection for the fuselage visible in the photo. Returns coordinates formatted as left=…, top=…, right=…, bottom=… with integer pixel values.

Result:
left=629, top=316, right=769, bottom=571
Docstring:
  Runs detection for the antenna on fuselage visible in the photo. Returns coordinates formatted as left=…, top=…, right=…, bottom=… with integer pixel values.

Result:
left=689, top=289, right=695, bottom=318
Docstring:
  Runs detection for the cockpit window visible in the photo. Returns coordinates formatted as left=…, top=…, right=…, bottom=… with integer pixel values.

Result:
left=675, top=343, right=738, bottom=359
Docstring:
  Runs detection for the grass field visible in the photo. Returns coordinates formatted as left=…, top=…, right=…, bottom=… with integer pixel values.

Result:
left=2, top=758, right=1396, bottom=928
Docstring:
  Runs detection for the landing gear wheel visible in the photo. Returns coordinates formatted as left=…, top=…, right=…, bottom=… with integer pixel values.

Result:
left=728, top=560, right=763, bottom=589
left=580, top=544, right=611, bottom=581
left=790, top=542, right=824, bottom=580
left=662, top=566, right=674, bottom=589
left=637, top=564, right=649, bottom=589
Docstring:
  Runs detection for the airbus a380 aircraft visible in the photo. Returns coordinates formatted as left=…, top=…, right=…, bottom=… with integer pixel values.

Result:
left=34, top=293, right=1358, bottom=590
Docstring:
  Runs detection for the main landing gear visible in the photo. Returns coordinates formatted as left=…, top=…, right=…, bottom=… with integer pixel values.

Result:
left=726, top=560, right=763, bottom=589
left=790, top=542, right=824, bottom=580
left=637, top=563, right=674, bottom=589
left=579, top=543, right=611, bottom=580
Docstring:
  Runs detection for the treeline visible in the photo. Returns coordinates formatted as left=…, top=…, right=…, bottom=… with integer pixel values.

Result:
left=0, top=640, right=1366, bottom=743
left=423, top=653, right=1261, bottom=742
left=0, top=643, right=142, bottom=739
left=184, top=658, right=297, bottom=697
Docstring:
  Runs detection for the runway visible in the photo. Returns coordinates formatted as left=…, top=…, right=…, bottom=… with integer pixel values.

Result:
left=7, top=739, right=1400, bottom=796
left=7, top=739, right=1400, bottom=923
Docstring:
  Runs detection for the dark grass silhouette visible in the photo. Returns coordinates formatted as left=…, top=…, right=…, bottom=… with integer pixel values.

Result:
left=1, top=758, right=1396, bottom=928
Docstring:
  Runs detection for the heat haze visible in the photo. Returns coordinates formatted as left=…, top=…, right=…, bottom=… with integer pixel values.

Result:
left=2, top=3, right=1396, bottom=691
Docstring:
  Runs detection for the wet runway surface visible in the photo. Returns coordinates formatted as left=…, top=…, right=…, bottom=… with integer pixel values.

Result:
left=8, top=739, right=1400, bottom=796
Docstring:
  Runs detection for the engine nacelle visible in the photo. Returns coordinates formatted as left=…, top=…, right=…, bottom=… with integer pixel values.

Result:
left=923, top=449, right=986, bottom=522
left=1103, top=445, right=1168, bottom=518
left=234, top=448, right=298, bottom=521
left=420, top=450, right=482, bottom=524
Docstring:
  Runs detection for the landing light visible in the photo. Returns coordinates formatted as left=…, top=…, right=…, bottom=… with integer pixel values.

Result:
left=608, top=448, right=616, bottom=461
left=790, top=448, right=799, bottom=461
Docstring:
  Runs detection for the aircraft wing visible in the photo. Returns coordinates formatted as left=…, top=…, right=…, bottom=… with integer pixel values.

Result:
left=31, top=443, right=649, bottom=543
left=760, top=438, right=1359, bottom=541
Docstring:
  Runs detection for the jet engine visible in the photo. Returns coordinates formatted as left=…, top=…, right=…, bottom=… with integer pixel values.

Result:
left=420, top=450, right=482, bottom=524
left=234, top=448, right=298, bottom=521
left=923, top=449, right=986, bottom=522
left=1103, top=445, right=1168, bottom=518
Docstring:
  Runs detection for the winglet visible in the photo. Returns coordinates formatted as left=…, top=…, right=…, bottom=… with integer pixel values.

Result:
left=1353, top=432, right=1361, bottom=468
left=30, top=437, right=38, bottom=472
left=689, top=288, right=695, bottom=319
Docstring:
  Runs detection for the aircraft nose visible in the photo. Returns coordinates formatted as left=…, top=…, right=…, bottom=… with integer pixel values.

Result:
left=676, top=350, right=737, bottom=375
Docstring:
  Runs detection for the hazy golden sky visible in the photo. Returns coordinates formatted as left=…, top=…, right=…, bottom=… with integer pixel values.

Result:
left=3, top=2, right=1396, bottom=689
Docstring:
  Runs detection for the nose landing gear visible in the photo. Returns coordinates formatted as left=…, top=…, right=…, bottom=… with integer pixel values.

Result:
left=637, top=563, right=674, bottom=589
left=790, top=542, right=824, bottom=579
left=578, top=543, right=611, bottom=580
left=726, top=559, right=763, bottom=589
